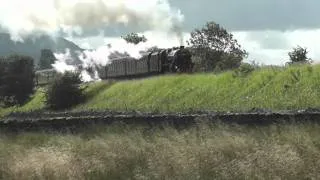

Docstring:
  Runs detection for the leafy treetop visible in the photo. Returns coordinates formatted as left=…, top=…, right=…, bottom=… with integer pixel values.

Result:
left=122, top=33, right=147, bottom=45
left=288, top=46, right=312, bottom=64
left=188, top=21, right=248, bottom=71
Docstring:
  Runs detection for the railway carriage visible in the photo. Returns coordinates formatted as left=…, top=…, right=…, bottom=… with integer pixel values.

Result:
left=99, top=46, right=192, bottom=79
left=35, top=69, right=57, bottom=86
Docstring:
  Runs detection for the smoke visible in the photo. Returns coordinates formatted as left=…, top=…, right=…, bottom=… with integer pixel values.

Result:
left=53, top=39, right=155, bottom=82
left=0, top=0, right=184, bottom=42
left=52, top=49, right=76, bottom=72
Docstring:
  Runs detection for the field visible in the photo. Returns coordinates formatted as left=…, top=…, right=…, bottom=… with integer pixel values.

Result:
left=1, top=64, right=320, bottom=118
left=1, top=121, right=320, bottom=180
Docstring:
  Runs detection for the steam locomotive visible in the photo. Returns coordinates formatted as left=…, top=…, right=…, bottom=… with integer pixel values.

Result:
left=35, top=46, right=193, bottom=85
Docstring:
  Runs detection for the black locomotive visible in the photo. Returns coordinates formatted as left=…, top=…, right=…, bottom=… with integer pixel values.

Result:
left=35, top=46, right=193, bottom=85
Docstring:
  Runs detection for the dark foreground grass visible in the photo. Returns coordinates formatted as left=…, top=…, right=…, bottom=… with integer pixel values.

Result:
left=1, top=121, right=320, bottom=180
left=2, top=64, right=320, bottom=117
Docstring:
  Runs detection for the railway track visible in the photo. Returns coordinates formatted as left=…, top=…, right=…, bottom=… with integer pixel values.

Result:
left=1, top=109, right=320, bottom=132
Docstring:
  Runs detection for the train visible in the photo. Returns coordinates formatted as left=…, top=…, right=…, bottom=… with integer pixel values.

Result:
left=35, top=46, right=193, bottom=85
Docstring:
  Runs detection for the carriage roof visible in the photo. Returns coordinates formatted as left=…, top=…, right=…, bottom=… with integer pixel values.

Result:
left=35, top=68, right=56, bottom=74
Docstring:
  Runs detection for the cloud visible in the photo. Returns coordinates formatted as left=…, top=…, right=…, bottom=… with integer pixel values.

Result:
left=246, top=31, right=290, bottom=50
left=0, top=0, right=184, bottom=41
left=234, top=29, right=320, bottom=65
left=169, top=0, right=320, bottom=31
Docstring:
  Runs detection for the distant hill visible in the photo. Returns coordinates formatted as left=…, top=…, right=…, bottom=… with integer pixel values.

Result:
left=0, top=33, right=84, bottom=66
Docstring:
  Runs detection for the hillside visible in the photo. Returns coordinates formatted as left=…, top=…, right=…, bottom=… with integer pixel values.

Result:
left=0, top=33, right=83, bottom=64
left=1, top=64, right=320, bottom=117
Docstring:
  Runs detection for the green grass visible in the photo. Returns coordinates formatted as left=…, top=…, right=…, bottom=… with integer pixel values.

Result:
left=1, top=121, right=320, bottom=179
left=2, top=64, right=320, bottom=117
left=75, top=64, right=320, bottom=112
left=0, top=89, right=46, bottom=117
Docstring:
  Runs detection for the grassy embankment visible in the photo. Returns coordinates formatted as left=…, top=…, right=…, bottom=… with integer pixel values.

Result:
left=1, top=122, right=320, bottom=179
left=1, top=64, right=320, bottom=117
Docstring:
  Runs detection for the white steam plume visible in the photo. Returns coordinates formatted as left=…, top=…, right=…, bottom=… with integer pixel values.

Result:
left=52, top=49, right=76, bottom=73
left=0, top=0, right=184, bottom=42
left=53, top=39, right=155, bottom=82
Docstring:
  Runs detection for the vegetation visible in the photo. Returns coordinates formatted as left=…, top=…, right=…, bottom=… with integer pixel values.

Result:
left=233, top=62, right=256, bottom=77
left=122, top=32, right=147, bottom=45
left=74, top=64, right=320, bottom=112
left=1, top=122, right=320, bottom=179
left=287, top=45, right=312, bottom=65
left=45, top=72, right=85, bottom=110
left=0, top=55, right=35, bottom=106
left=188, top=21, right=248, bottom=72
left=2, top=64, right=320, bottom=117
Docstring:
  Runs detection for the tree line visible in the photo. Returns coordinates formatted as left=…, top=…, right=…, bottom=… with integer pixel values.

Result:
left=0, top=52, right=84, bottom=110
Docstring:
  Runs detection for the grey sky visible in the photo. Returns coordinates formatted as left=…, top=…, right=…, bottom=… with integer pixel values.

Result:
left=48, top=0, right=320, bottom=38
left=169, top=0, right=320, bottom=31
left=1, top=0, right=319, bottom=37
left=246, top=31, right=290, bottom=50
left=70, top=0, right=320, bottom=37
left=0, top=0, right=318, bottom=65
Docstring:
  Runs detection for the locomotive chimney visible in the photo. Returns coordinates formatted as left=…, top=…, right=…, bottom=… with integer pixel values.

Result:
left=180, top=46, right=185, bottom=49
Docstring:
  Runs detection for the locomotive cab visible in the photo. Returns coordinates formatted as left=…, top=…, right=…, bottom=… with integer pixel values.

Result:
left=167, top=46, right=193, bottom=73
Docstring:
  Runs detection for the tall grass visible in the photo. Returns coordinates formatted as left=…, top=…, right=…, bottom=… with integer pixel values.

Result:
left=2, top=64, right=320, bottom=117
left=1, top=121, right=320, bottom=179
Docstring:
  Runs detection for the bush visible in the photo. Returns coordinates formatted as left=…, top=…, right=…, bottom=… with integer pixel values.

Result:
left=287, top=46, right=312, bottom=65
left=0, top=55, right=35, bottom=106
left=214, top=54, right=242, bottom=72
left=45, top=71, right=85, bottom=110
left=233, top=63, right=256, bottom=77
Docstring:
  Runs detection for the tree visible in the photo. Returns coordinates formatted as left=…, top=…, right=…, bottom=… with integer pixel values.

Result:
left=122, top=33, right=147, bottom=45
left=38, top=49, right=57, bottom=70
left=45, top=71, right=85, bottom=110
left=0, top=55, right=35, bottom=106
left=188, top=21, right=248, bottom=71
left=288, top=46, right=311, bottom=64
